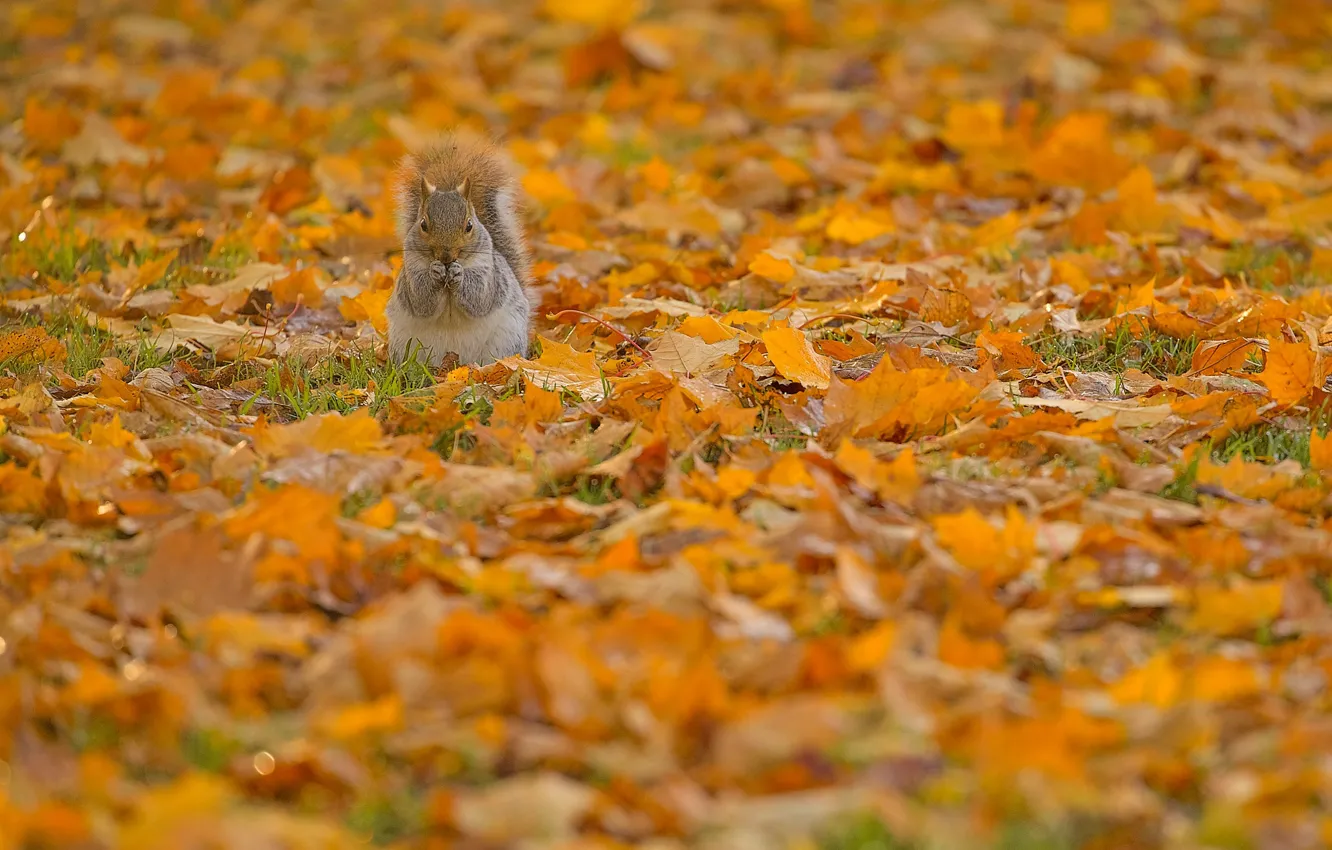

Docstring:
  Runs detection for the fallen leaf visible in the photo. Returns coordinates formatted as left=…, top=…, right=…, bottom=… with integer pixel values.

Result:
left=454, top=773, right=596, bottom=842
left=1190, top=581, right=1285, bottom=637
left=763, top=327, right=831, bottom=389
left=1188, top=339, right=1260, bottom=375
left=154, top=314, right=278, bottom=357
left=1257, top=340, right=1316, bottom=407
left=749, top=252, right=797, bottom=283
left=509, top=338, right=607, bottom=400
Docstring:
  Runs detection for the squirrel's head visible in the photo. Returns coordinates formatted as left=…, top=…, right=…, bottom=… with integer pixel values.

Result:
left=412, top=176, right=480, bottom=264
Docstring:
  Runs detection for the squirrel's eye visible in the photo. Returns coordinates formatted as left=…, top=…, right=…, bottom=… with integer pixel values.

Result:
left=465, top=219, right=473, bottom=233
left=419, top=219, right=428, bottom=233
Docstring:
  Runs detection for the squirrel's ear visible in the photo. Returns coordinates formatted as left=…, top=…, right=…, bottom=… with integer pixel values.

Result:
left=457, top=176, right=471, bottom=200
left=419, top=176, right=437, bottom=201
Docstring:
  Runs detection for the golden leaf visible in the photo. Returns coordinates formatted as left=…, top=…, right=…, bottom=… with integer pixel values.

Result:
left=1188, top=339, right=1259, bottom=375
left=516, top=338, right=605, bottom=400
left=1065, top=0, right=1112, bottom=37
left=1257, top=340, right=1316, bottom=407
left=748, top=252, right=796, bottom=283
left=270, top=266, right=326, bottom=308
left=1189, top=581, right=1284, bottom=637
left=317, top=695, right=404, bottom=741
left=522, top=169, right=577, bottom=205
left=1310, top=430, right=1332, bottom=474
left=826, top=208, right=893, bottom=244
left=1110, top=652, right=1181, bottom=707
left=544, top=0, right=641, bottom=28
left=339, top=288, right=391, bottom=335
left=762, top=327, right=831, bottom=390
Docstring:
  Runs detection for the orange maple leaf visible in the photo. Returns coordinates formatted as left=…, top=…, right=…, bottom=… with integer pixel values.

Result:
left=1188, top=339, right=1259, bottom=375
left=1257, top=340, right=1316, bottom=407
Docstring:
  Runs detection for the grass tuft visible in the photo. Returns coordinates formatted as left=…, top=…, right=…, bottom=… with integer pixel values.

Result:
left=1030, top=319, right=1198, bottom=379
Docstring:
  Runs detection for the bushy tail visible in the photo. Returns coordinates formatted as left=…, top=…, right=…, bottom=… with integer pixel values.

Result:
left=394, top=132, right=530, bottom=284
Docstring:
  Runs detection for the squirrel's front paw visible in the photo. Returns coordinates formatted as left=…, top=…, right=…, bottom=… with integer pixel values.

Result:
left=446, top=262, right=464, bottom=287
left=429, top=261, right=448, bottom=283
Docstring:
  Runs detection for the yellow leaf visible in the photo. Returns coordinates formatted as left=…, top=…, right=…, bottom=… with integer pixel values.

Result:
left=716, top=465, right=757, bottom=500
left=847, top=621, right=897, bottom=673
left=339, top=288, right=391, bottom=335
left=676, top=315, right=736, bottom=344
left=544, top=0, right=642, bottom=27
left=1110, top=652, right=1181, bottom=707
left=0, top=462, right=46, bottom=512
left=1189, top=581, right=1284, bottom=637
left=1188, top=339, right=1259, bottom=375
left=118, top=773, right=234, bottom=849
left=1191, top=657, right=1263, bottom=703
left=247, top=409, right=387, bottom=457
left=356, top=497, right=396, bottom=528
left=1195, top=454, right=1294, bottom=500
left=762, top=327, right=831, bottom=390
left=0, top=327, right=55, bottom=361
left=1311, top=430, right=1332, bottom=474
left=270, top=266, right=325, bottom=308
left=826, top=209, right=893, bottom=244
left=520, top=337, right=605, bottom=400
left=223, top=484, right=342, bottom=562
left=942, top=100, right=1004, bottom=151
left=310, top=408, right=385, bottom=453
left=1030, top=112, right=1129, bottom=193
left=641, top=156, right=673, bottom=192
left=120, top=249, right=179, bottom=303
left=748, top=252, right=796, bottom=283
left=1257, top=340, right=1316, bottom=407
left=1272, top=192, right=1332, bottom=231
left=976, top=330, right=1044, bottom=373
left=522, top=168, right=576, bottom=205
left=877, top=446, right=920, bottom=504
left=931, top=504, right=1034, bottom=585
left=318, top=695, right=404, bottom=741
left=824, top=359, right=979, bottom=440
left=971, top=210, right=1023, bottom=252
left=938, top=615, right=1005, bottom=670
left=766, top=450, right=815, bottom=489
left=86, top=414, right=138, bottom=449
left=1114, top=165, right=1171, bottom=233
left=834, top=440, right=880, bottom=492
left=720, top=309, right=771, bottom=328
left=1066, top=0, right=1112, bottom=36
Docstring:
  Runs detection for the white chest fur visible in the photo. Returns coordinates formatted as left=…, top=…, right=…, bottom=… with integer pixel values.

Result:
left=388, top=300, right=526, bottom=366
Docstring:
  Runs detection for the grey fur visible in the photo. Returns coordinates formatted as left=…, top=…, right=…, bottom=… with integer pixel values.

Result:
left=386, top=210, right=530, bottom=366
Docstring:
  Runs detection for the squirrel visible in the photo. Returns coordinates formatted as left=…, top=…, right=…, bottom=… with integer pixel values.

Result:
left=385, top=134, right=532, bottom=367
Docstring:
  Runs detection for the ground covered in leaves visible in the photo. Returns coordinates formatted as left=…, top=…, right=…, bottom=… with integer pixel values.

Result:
left=3, top=0, right=1332, bottom=848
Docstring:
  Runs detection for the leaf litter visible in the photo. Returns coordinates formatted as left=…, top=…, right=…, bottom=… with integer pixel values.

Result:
left=3, top=1, right=1332, bottom=849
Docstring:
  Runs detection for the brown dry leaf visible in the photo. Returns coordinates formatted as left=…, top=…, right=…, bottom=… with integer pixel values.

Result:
left=154, top=313, right=278, bottom=357
left=121, top=525, right=255, bottom=619
left=453, top=772, right=596, bottom=842
left=62, top=112, right=150, bottom=167
left=648, top=331, right=738, bottom=376
left=1014, top=396, right=1174, bottom=428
